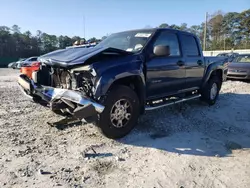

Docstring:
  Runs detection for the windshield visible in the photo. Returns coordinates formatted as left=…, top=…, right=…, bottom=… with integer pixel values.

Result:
left=234, top=55, right=250, bottom=63
left=96, top=30, right=154, bottom=52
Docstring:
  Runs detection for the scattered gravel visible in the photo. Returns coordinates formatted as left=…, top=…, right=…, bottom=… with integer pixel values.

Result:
left=0, top=68, right=250, bottom=188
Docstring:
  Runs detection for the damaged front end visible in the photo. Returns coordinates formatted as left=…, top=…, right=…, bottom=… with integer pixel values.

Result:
left=17, top=46, right=134, bottom=120
left=17, top=64, right=104, bottom=120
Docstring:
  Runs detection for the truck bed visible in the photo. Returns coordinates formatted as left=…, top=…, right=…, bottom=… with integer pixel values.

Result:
left=204, top=56, right=228, bottom=65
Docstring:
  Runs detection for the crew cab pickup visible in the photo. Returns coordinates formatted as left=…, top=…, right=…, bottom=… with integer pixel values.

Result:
left=18, top=28, right=228, bottom=138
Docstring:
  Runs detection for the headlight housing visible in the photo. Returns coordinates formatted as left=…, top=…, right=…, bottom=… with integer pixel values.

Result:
left=69, top=65, right=97, bottom=97
left=70, top=65, right=96, bottom=77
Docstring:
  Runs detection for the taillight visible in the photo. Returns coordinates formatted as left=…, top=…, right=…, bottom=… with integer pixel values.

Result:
left=31, top=61, right=41, bottom=67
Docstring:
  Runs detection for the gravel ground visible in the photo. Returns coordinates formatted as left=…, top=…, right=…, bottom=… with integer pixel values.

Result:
left=0, top=68, right=250, bottom=188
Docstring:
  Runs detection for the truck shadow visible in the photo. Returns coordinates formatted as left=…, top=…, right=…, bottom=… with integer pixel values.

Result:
left=118, top=93, right=250, bottom=157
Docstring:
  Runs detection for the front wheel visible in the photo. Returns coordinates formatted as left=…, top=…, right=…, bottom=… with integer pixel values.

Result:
left=97, top=85, right=140, bottom=139
left=200, top=76, right=222, bottom=105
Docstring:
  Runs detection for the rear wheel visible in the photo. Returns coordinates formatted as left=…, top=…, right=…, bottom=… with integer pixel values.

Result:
left=97, top=85, right=140, bottom=139
left=200, top=76, right=222, bottom=105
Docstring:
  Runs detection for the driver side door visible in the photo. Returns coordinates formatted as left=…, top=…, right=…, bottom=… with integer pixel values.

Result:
left=146, top=30, right=186, bottom=100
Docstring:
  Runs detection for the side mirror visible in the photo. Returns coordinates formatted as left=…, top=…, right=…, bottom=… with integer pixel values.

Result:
left=153, top=45, right=170, bottom=57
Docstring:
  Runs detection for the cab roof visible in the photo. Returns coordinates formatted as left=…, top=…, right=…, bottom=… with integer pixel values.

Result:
left=114, top=28, right=195, bottom=36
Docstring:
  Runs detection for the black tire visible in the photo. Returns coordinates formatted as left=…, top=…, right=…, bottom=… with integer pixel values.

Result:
left=200, top=76, right=222, bottom=105
left=97, top=85, right=140, bottom=139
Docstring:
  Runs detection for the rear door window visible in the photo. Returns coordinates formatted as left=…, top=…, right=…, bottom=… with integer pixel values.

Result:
left=180, top=34, right=200, bottom=57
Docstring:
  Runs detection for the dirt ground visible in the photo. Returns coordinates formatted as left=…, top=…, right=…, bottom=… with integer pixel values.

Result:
left=0, top=68, right=250, bottom=188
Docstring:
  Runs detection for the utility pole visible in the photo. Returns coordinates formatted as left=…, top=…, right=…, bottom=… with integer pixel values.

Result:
left=203, top=12, right=208, bottom=51
left=224, top=34, right=226, bottom=51
left=83, top=15, right=86, bottom=39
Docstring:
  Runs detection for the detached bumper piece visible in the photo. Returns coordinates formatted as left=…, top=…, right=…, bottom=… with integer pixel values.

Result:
left=17, top=74, right=104, bottom=119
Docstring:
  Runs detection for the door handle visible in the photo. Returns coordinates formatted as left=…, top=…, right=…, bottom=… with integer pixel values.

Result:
left=197, top=60, right=203, bottom=66
left=176, top=61, right=184, bottom=66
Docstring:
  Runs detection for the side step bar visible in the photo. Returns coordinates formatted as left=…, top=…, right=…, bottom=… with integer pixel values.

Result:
left=145, top=94, right=201, bottom=111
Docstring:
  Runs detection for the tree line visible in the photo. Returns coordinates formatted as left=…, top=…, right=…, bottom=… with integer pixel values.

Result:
left=158, top=9, right=250, bottom=51
left=0, top=24, right=100, bottom=59
left=0, top=9, right=249, bottom=59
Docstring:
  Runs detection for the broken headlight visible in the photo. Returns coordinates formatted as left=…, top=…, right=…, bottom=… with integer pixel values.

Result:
left=70, top=65, right=97, bottom=97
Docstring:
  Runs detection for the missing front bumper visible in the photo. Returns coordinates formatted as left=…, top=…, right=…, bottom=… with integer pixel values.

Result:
left=17, top=74, right=105, bottom=119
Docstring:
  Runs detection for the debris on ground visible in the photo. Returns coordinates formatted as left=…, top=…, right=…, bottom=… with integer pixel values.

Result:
left=38, top=169, right=53, bottom=175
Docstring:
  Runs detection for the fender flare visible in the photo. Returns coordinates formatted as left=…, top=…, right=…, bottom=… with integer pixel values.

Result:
left=95, top=71, right=145, bottom=97
left=94, top=68, right=146, bottom=113
left=202, top=62, right=224, bottom=88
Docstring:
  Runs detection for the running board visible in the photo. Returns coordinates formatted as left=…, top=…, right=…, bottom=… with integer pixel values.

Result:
left=145, top=94, right=201, bottom=111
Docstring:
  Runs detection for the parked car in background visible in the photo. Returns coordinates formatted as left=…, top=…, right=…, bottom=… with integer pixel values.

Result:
left=21, top=56, right=38, bottom=67
left=15, top=58, right=27, bottom=69
left=217, top=52, right=239, bottom=62
left=18, top=28, right=228, bottom=138
left=227, top=54, right=250, bottom=80
left=8, top=61, right=17, bottom=68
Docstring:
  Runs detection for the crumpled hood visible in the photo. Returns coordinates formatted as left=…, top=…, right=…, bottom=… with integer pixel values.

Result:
left=38, top=46, right=132, bottom=68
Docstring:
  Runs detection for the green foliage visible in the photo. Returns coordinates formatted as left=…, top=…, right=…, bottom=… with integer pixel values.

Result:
left=58, top=35, right=72, bottom=49
left=169, top=24, right=181, bottom=30
left=157, top=9, right=250, bottom=50
left=238, top=9, right=250, bottom=37
left=0, top=26, right=101, bottom=59
left=159, top=23, right=169, bottom=28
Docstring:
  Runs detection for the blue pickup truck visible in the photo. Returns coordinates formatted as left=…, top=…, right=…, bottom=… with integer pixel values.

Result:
left=18, top=28, right=228, bottom=138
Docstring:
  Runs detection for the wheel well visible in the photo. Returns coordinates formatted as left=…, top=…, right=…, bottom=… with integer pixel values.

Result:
left=211, top=69, right=222, bottom=81
left=109, top=76, right=145, bottom=114
left=210, top=69, right=223, bottom=89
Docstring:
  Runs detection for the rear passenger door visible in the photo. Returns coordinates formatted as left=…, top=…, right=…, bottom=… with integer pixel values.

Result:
left=179, top=34, right=205, bottom=89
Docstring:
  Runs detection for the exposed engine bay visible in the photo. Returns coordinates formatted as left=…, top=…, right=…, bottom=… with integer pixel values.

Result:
left=24, top=63, right=105, bottom=119
left=35, top=65, right=95, bottom=99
